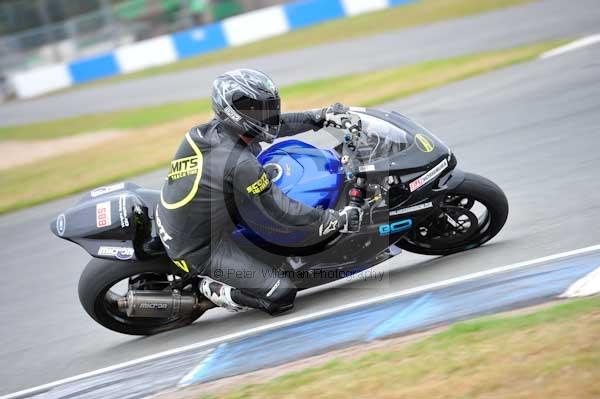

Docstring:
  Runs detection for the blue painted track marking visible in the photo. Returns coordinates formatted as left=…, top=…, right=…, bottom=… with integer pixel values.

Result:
left=179, top=252, right=600, bottom=385
left=179, top=343, right=228, bottom=386
left=5, top=247, right=600, bottom=399
left=366, top=292, right=433, bottom=341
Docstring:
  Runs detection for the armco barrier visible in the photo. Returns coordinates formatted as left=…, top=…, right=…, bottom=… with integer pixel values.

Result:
left=10, top=0, right=418, bottom=99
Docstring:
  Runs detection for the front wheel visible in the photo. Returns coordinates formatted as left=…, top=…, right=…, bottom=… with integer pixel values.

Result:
left=78, top=257, right=205, bottom=335
left=398, top=172, right=509, bottom=256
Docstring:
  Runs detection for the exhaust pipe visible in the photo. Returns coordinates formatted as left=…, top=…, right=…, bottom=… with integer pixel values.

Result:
left=117, top=290, right=199, bottom=318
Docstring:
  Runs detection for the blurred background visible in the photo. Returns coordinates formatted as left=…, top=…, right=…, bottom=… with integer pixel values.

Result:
left=0, top=0, right=285, bottom=100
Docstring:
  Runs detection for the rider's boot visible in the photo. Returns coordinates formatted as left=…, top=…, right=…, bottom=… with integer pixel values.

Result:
left=199, top=277, right=249, bottom=312
left=199, top=277, right=295, bottom=315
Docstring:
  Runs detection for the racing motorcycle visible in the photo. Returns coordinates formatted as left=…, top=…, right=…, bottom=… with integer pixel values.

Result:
left=51, top=108, right=508, bottom=335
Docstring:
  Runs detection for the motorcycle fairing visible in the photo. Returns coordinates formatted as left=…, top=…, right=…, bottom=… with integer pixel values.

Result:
left=50, top=182, right=158, bottom=261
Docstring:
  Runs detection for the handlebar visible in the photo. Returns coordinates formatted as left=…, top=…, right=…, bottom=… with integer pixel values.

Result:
left=342, top=117, right=360, bottom=133
left=341, top=117, right=361, bottom=148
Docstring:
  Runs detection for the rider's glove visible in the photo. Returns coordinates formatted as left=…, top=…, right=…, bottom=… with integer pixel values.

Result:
left=323, top=103, right=354, bottom=129
left=338, top=205, right=363, bottom=233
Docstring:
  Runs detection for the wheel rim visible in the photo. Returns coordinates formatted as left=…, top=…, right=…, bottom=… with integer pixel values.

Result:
left=404, top=193, right=493, bottom=251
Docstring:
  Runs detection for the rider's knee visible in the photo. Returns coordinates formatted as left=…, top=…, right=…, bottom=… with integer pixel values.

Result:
left=260, top=277, right=297, bottom=315
left=265, top=277, right=297, bottom=306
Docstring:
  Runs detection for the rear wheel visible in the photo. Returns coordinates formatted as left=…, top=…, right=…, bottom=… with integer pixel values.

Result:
left=78, top=257, right=205, bottom=335
left=398, top=172, right=508, bottom=256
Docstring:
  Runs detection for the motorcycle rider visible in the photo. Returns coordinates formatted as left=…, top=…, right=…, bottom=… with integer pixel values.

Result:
left=157, top=68, right=363, bottom=315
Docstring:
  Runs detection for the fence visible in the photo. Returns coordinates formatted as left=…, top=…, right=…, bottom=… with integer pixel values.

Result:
left=7, top=0, right=415, bottom=99
left=0, top=0, right=285, bottom=76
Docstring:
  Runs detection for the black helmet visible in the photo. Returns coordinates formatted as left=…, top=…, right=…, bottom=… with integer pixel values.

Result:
left=212, top=68, right=281, bottom=143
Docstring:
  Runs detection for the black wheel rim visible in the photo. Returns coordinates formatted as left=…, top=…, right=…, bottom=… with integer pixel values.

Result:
left=404, top=193, right=493, bottom=251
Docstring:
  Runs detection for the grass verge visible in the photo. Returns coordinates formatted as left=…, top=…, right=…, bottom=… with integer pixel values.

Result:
left=200, top=297, right=600, bottom=399
left=53, top=0, right=534, bottom=92
left=0, top=99, right=210, bottom=141
left=0, top=41, right=560, bottom=214
left=0, top=40, right=558, bottom=142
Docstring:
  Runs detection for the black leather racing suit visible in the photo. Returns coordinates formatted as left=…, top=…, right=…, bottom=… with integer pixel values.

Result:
left=156, top=111, right=339, bottom=314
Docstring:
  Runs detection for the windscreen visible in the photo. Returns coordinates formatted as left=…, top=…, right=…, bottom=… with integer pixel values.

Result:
left=352, top=113, right=414, bottom=163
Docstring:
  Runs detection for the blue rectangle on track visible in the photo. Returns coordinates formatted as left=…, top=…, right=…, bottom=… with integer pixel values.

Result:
left=172, top=23, right=228, bottom=59
left=69, top=53, right=119, bottom=84
left=284, top=0, right=346, bottom=30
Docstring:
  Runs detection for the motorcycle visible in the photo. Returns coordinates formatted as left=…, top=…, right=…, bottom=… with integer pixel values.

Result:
left=51, top=107, right=508, bottom=335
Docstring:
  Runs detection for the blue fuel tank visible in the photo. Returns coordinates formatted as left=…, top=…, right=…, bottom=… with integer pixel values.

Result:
left=257, top=139, right=343, bottom=209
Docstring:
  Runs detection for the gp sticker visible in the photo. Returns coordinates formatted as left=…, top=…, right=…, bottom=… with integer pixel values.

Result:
left=379, top=219, right=413, bottom=236
left=246, top=172, right=271, bottom=195
left=415, top=134, right=435, bottom=153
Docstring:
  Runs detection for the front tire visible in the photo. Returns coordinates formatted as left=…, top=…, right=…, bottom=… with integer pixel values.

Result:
left=78, top=257, right=202, bottom=335
left=398, top=172, right=508, bottom=256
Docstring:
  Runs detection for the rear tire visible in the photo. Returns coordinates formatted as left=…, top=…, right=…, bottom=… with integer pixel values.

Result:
left=398, top=172, right=508, bottom=256
left=78, top=257, right=201, bottom=335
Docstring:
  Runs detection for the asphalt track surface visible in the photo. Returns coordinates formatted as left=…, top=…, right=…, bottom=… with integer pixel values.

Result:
left=1, top=37, right=599, bottom=395
left=1, top=0, right=600, bottom=125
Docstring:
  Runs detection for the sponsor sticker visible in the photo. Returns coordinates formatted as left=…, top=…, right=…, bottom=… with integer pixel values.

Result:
left=168, top=155, right=200, bottom=181
left=140, top=303, right=168, bottom=310
left=118, top=195, right=129, bottom=228
left=156, top=208, right=173, bottom=249
left=409, top=159, right=449, bottom=192
left=98, top=246, right=135, bottom=260
left=390, top=202, right=433, bottom=216
left=246, top=172, right=271, bottom=195
left=56, top=214, right=66, bottom=236
left=91, top=182, right=125, bottom=197
left=96, top=201, right=112, bottom=228
left=379, top=219, right=413, bottom=236
left=415, top=134, right=435, bottom=153
left=359, top=164, right=375, bottom=172
left=224, top=106, right=242, bottom=122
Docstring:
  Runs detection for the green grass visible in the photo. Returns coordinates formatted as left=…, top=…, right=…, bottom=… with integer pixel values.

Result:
left=0, top=41, right=561, bottom=214
left=0, top=99, right=210, bottom=141
left=0, top=40, right=559, bottom=142
left=55, top=0, right=535, bottom=92
left=206, top=297, right=600, bottom=399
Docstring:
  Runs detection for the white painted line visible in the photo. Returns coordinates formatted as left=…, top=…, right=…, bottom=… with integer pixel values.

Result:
left=560, top=266, right=600, bottom=298
left=540, top=34, right=600, bottom=59
left=3, top=243, right=600, bottom=399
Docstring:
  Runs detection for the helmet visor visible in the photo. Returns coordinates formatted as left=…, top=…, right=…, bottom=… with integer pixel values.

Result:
left=233, top=96, right=281, bottom=127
